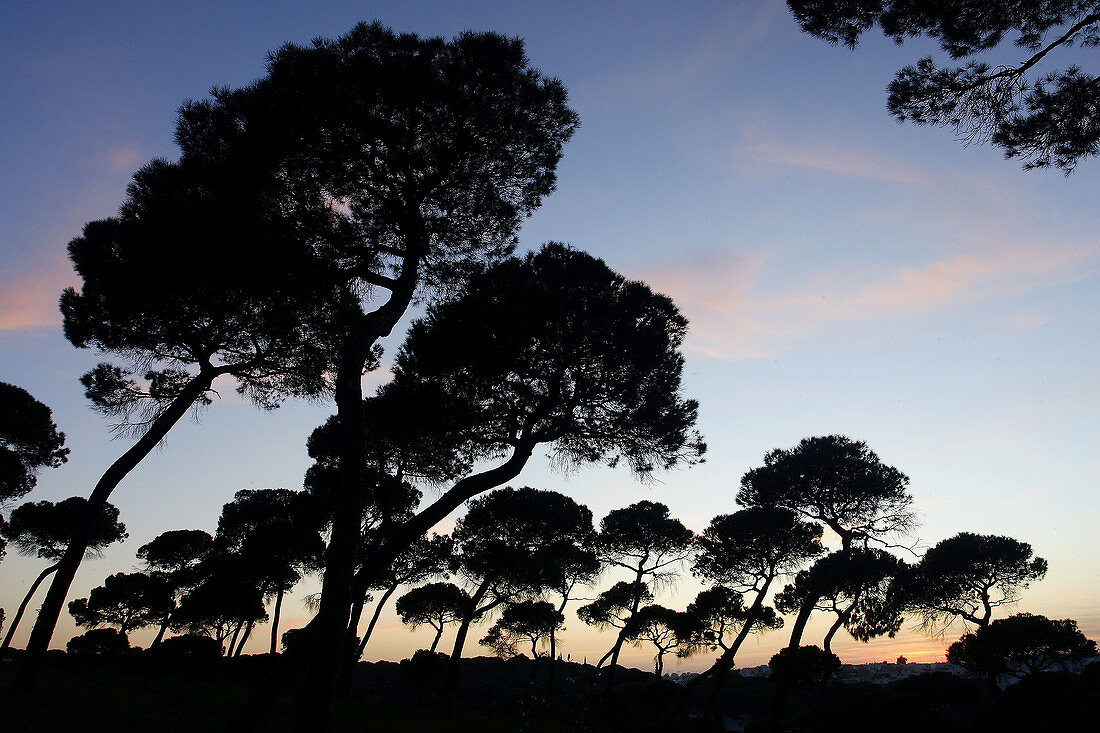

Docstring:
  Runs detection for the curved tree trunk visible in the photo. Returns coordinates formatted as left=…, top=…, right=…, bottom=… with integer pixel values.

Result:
left=337, top=583, right=400, bottom=695
left=428, top=624, right=444, bottom=653
left=236, top=620, right=256, bottom=657
left=703, top=576, right=774, bottom=722
left=601, top=563, right=647, bottom=693
left=239, top=440, right=535, bottom=733
left=151, top=613, right=171, bottom=648
left=0, top=563, right=59, bottom=655
left=769, top=594, right=821, bottom=726
left=296, top=247, right=432, bottom=733
left=269, top=588, right=284, bottom=655
left=15, top=370, right=218, bottom=690
left=441, top=581, right=495, bottom=708
left=227, top=620, right=245, bottom=658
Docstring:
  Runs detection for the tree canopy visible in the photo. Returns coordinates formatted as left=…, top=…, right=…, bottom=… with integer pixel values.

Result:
left=893, top=532, right=1048, bottom=631
left=788, top=0, right=1100, bottom=172
left=0, top=382, right=68, bottom=506
left=947, top=613, right=1098, bottom=680
left=737, top=435, right=913, bottom=551
left=3, top=498, right=126, bottom=561
left=68, top=572, right=176, bottom=634
left=390, top=243, right=706, bottom=478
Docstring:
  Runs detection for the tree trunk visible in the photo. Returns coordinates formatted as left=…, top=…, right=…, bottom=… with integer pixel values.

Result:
left=227, top=620, right=244, bottom=657
left=354, top=584, right=397, bottom=662
left=441, top=581, right=494, bottom=708
left=702, top=577, right=774, bottom=722
left=295, top=247, right=426, bottom=733
left=235, top=620, right=256, bottom=657
left=337, top=583, right=399, bottom=695
left=429, top=624, right=444, bottom=653
left=769, top=593, right=821, bottom=727
left=14, top=369, right=218, bottom=690
left=269, top=588, right=284, bottom=655
left=151, top=613, right=170, bottom=648
left=233, top=440, right=536, bottom=733
left=548, top=595, right=569, bottom=703
left=601, top=562, right=647, bottom=693
left=0, top=563, right=59, bottom=655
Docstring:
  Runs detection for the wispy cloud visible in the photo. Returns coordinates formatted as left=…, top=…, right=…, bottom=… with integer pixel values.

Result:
left=0, top=267, right=73, bottom=332
left=737, top=136, right=934, bottom=186
left=104, top=146, right=142, bottom=174
left=642, top=237, right=1100, bottom=361
left=995, top=491, right=1046, bottom=508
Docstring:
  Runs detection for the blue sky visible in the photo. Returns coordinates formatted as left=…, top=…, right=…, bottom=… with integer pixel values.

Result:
left=2, top=1, right=1098, bottom=671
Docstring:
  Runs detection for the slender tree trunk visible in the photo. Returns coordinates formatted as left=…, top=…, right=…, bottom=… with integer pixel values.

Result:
left=548, top=594, right=569, bottom=703
left=151, top=614, right=170, bottom=648
left=354, top=584, right=397, bottom=662
left=429, top=624, right=444, bottom=653
left=702, top=577, right=774, bottom=722
left=769, top=592, right=821, bottom=726
left=441, top=582, right=494, bottom=708
left=15, top=369, right=218, bottom=690
left=822, top=613, right=845, bottom=660
left=269, top=588, right=284, bottom=655
left=601, top=563, right=647, bottom=693
left=228, top=620, right=244, bottom=658
left=236, top=620, right=256, bottom=657
left=337, top=583, right=399, bottom=695
left=0, top=563, right=59, bottom=655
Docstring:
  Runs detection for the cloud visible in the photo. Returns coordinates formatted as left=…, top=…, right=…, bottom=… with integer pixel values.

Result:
left=737, top=136, right=934, bottom=186
left=0, top=267, right=73, bottom=332
left=104, top=147, right=142, bottom=174
left=994, top=491, right=1046, bottom=508
left=642, top=237, right=1100, bottom=361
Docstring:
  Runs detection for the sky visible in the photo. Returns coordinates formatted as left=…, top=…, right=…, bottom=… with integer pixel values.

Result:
left=2, top=0, right=1099, bottom=674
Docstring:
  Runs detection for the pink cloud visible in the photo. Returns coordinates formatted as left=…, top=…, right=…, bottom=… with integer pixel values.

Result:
left=739, top=137, right=934, bottom=186
left=105, top=147, right=142, bottom=174
left=0, top=269, right=72, bottom=332
left=642, top=238, right=1100, bottom=361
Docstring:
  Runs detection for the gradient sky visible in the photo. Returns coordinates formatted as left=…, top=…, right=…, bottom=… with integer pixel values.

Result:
left=2, top=1, right=1099, bottom=673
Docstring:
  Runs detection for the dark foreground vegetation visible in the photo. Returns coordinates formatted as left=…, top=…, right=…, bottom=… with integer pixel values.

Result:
left=3, top=651, right=1098, bottom=733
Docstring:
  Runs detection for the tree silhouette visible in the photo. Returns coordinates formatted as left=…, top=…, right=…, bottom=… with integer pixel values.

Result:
left=579, top=581, right=656, bottom=645
left=208, top=24, right=580, bottom=723
left=478, top=600, right=564, bottom=661
left=214, top=489, right=324, bottom=654
left=66, top=628, right=130, bottom=656
left=778, top=547, right=905, bottom=659
left=68, top=571, right=175, bottom=635
left=443, top=487, right=596, bottom=702
left=690, top=506, right=823, bottom=720
left=347, top=533, right=453, bottom=675
left=787, top=0, right=1100, bottom=172
left=892, top=532, right=1048, bottom=632
left=0, top=498, right=125, bottom=654
left=136, top=529, right=214, bottom=646
left=590, top=501, right=693, bottom=690
left=947, top=613, right=1098, bottom=684
left=738, top=435, right=914, bottom=552
left=300, top=243, right=703, bottom=714
left=238, top=241, right=703, bottom=729
left=20, top=130, right=343, bottom=684
left=676, top=586, right=783, bottom=661
left=172, top=551, right=268, bottom=654
left=0, top=381, right=68, bottom=507
left=396, top=582, right=471, bottom=654
left=621, top=604, right=692, bottom=680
